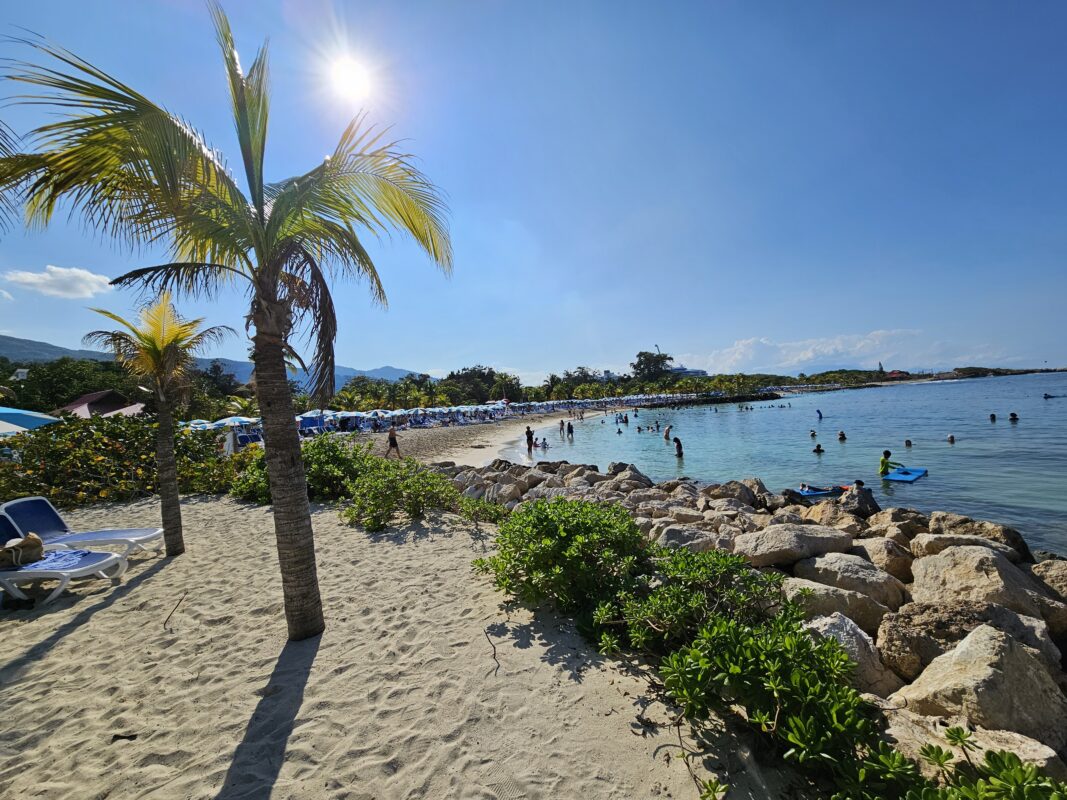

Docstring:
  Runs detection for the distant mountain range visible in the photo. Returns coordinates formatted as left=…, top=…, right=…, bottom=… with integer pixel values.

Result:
left=0, top=334, right=418, bottom=384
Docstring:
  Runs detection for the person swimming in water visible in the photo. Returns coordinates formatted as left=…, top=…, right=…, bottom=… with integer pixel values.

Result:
left=817, top=409, right=823, bottom=420
left=673, top=437, right=683, bottom=457
left=989, top=413, right=996, bottom=423
left=905, top=439, right=913, bottom=448
left=879, top=449, right=903, bottom=476
left=809, top=430, right=817, bottom=438
left=947, top=434, right=956, bottom=444
left=837, top=431, right=847, bottom=441
left=1009, top=412, right=1019, bottom=422
left=616, top=428, right=623, bottom=435
left=813, top=443, right=825, bottom=454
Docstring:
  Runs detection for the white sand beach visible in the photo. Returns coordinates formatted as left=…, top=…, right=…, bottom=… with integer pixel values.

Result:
left=0, top=496, right=800, bottom=799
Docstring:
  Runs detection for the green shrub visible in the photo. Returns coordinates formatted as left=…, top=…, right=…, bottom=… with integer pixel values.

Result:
left=228, top=445, right=272, bottom=504
left=0, top=414, right=239, bottom=506
left=339, top=456, right=462, bottom=532
left=457, top=495, right=511, bottom=524
left=473, top=498, right=649, bottom=613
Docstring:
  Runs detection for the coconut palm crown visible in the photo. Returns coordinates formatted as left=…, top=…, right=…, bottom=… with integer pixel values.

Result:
left=0, top=4, right=452, bottom=639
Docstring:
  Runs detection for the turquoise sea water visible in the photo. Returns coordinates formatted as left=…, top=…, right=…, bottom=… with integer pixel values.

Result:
left=502, top=373, right=1067, bottom=552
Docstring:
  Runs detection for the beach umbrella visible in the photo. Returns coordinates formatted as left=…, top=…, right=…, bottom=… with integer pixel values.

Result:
left=0, top=406, right=61, bottom=431
left=213, top=415, right=257, bottom=427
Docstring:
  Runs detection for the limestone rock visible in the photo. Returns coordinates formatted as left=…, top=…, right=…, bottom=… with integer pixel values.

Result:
left=483, top=482, right=523, bottom=504
left=668, top=506, right=704, bottom=525
left=890, top=625, right=1067, bottom=752
left=1032, top=560, right=1067, bottom=602
left=782, top=577, right=890, bottom=636
left=701, top=480, right=757, bottom=507
left=910, top=532, right=1020, bottom=562
left=616, top=466, right=654, bottom=488
left=606, top=461, right=629, bottom=475
left=862, top=524, right=912, bottom=548
left=802, top=502, right=867, bottom=536
left=656, top=526, right=732, bottom=554
left=910, top=546, right=1065, bottom=631
left=803, top=613, right=904, bottom=696
left=849, top=537, right=913, bottom=583
left=868, top=507, right=930, bottom=537
left=929, top=511, right=1033, bottom=562
left=794, top=552, right=905, bottom=610
left=835, top=485, right=881, bottom=519
left=769, top=511, right=805, bottom=526
left=732, top=523, right=853, bottom=568
left=877, top=601, right=1062, bottom=681
left=877, top=703, right=1067, bottom=782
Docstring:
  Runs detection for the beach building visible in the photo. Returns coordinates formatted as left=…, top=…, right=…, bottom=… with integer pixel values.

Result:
left=669, top=365, right=708, bottom=378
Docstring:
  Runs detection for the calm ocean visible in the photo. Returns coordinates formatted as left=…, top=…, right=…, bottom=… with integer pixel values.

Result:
left=502, top=372, right=1067, bottom=553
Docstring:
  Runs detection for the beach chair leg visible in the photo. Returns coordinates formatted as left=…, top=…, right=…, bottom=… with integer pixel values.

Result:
left=0, top=578, right=30, bottom=601
left=41, top=576, right=70, bottom=605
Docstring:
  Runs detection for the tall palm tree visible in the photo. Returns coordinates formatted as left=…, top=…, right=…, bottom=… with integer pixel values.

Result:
left=0, top=6, right=451, bottom=639
left=85, top=292, right=231, bottom=557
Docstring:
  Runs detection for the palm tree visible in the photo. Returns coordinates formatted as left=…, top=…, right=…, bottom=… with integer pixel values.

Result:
left=0, top=7, right=451, bottom=639
left=85, top=292, right=230, bottom=557
left=227, top=395, right=259, bottom=416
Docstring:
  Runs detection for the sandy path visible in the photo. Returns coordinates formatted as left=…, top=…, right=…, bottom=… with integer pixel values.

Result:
left=0, top=498, right=801, bottom=799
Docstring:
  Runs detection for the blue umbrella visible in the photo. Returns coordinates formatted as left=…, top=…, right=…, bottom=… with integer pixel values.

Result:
left=0, top=406, right=61, bottom=431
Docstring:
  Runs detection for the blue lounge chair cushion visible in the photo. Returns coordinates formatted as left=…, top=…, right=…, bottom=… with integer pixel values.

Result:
left=0, top=548, right=115, bottom=575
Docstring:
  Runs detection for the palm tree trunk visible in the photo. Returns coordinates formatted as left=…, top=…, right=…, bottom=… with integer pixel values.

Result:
left=252, top=305, right=325, bottom=641
left=155, top=399, right=185, bottom=557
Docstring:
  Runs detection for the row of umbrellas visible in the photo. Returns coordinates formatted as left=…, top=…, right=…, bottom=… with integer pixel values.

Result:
left=0, top=406, right=61, bottom=437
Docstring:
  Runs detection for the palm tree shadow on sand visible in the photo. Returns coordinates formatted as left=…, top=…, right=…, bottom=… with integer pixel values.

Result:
left=213, top=636, right=320, bottom=799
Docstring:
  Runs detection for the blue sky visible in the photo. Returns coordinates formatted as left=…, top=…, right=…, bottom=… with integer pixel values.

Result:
left=1, top=0, right=1065, bottom=382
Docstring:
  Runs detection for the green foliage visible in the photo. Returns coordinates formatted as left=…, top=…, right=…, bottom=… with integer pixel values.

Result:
left=473, top=499, right=649, bottom=613
left=339, top=456, right=463, bottom=532
left=0, top=414, right=238, bottom=505
left=227, top=445, right=272, bottom=504
left=457, top=496, right=511, bottom=524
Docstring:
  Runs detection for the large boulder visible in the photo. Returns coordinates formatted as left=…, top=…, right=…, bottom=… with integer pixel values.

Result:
left=483, top=482, right=523, bottom=504
left=741, top=477, right=769, bottom=501
left=835, top=485, right=881, bottom=519
left=910, top=532, right=1020, bottom=562
left=668, top=506, right=705, bottom=524
left=1032, top=560, right=1067, bottom=602
left=616, top=466, right=654, bottom=488
left=929, top=511, right=1033, bottom=562
left=910, top=546, right=1067, bottom=634
left=867, top=507, right=929, bottom=537
left=769, top=510, right=806, bottom=526
left=732, top=523, right=853, bottom=568
left=656, top=526, right=733, bottom=554
left=701, top=480, right=758, bottom=507
left=782, top=577, right=890, bottom=636
left=861, top=524, right=911, bottom=548
left=877, top=702, right=1067, bottom=781
left=794, top=552, right=906, bottom=610
left=849, top=537, right=914, bottom=582
left=803, top=613, right=904, bottom=696
left=890, top=625, right=1067, bottom=752
left=876, top=601, right=1062, bottom=681
left=803, top=502, right=868, bottom=535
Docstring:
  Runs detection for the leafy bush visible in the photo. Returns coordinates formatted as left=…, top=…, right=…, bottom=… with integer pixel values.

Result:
left=227, top=445, right=272, bottom=504
left=457, top=495, right=511, bottom=524
left=338, top=456, right=464, bottom=532
left=473, top=498, right=649, bottom=612
left=0, top=414, right=239, bottom=506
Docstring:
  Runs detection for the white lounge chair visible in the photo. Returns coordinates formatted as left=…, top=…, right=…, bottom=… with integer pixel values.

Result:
left=1, top=496, right=163, bottom=558
left=0, top=515, right=128, bottom=605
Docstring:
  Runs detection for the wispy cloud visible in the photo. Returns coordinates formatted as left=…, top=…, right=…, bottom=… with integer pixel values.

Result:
left=2, top=265, right=113, bottom=299
left=0, top=289, right=12, bottom=302
left=678, top=329, right=927, bottom=375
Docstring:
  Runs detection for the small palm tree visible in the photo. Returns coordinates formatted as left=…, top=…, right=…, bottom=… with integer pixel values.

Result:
left=85, top=292, right=230, bottom=557
left=227, top=395, right=259, bottom=416
left=0, top=6, right=450, bottom=639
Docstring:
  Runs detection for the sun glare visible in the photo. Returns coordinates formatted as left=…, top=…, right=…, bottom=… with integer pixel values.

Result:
left=329, top=56, right=372, bottom=105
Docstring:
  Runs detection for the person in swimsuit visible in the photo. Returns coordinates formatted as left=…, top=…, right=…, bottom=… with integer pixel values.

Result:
left=837, top=431, right=847, bottom=441
left=386, top=425, right=401, bottom=458
left=813, top=443, right=824, bottom=454
left=525, top=426, right=535, bottom=453
left=673, top=437, right=683, bottom=457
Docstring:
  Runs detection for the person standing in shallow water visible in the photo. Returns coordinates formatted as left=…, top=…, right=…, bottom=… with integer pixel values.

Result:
left=566, top=421, right=574, bottom=439
left=673, top=437, right=684, bottom=457
left=879, top=450, right=903, bottom=476
left=525, top=426, right=534, bottom=453
left=559, top=419, right=565, bottom=437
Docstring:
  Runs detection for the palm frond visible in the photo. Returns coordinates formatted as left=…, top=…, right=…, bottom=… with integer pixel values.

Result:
left=111, top=261, right=251, bottom=299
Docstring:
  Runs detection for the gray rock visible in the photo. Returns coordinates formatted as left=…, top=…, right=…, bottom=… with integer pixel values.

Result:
left=770, top=511, right=806, bottom=526
left=1032, top=560, right=1067, bottom=602
left=802, top=502, right=867, bottom=536
left=782, top=577, right=890, bottom=636
left=656, top=525, right=732, bottom=553
left=929, top=511, right=1033, bottom=562
left=835, top=485, right=881, bottom=519
left=732, top=523, right=854, bottom=568
left=910, top=532, right=1020, bottom=562
left=701, top=480, right=757, bottom=507
left=867, top=507, right=929, bottom=537
left=877, top=601, right=1061, bottom=681
left=794, top=552, right=905, bottom=610
left=803, top=613, right=904, bottom=696
left=890, top=625, right=1067, bottom=752
left=668, top=506, right=704, bottom=524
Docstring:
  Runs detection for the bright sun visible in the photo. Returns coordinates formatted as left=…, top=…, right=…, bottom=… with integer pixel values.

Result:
left=329, top=56, right=371, bottom=105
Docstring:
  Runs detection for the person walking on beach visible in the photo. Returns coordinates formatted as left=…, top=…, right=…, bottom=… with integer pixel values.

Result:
left=385, top=425, right=401, bottom=459
left=879, top=450, right=903, bottom=477
left=525, top=426, right=535, bottom=453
